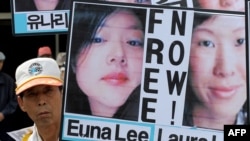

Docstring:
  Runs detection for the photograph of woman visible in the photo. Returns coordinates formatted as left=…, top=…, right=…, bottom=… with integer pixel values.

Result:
left=183, top=13, right=247, bottom=130
left=65, top=4, right=147, bottom=121
left=192, top=0, right=245, bottom=12
left=14, top=0, right=68, bottom=11
left=60, top=0, right=152, bottom=10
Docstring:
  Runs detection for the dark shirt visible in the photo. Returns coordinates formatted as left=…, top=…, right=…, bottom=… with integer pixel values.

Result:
left=0, top=72, right=17, bottom=117
left=0, top=72, right=18, bottom=140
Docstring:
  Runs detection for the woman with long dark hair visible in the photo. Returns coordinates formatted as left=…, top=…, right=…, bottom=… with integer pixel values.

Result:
left=183, top=13, right=247, bottom=130
left=65, top=4, right=147, bottom=121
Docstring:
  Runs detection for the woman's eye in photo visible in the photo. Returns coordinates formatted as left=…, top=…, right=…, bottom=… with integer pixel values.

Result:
left=127, top=40, right=143, bottom=47
left=235, top=38, right=245, bottom=47
left=136, top=0, right=150, bottom=3
left=91, top=37, right=105, bottom=43
left=198, top=40, right=215, bottom=48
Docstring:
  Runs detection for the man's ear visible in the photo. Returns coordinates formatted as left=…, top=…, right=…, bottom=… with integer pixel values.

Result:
left=17, top=96, right=26, bottom=112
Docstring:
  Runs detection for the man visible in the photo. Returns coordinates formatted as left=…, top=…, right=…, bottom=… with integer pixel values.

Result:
left=14, top=57, right=63, bottom=141
left=37, top=46, right=53, bottom=58
left=0, top=51, right=17, bottom=141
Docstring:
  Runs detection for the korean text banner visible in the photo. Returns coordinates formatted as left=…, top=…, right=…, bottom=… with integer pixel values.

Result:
left=61, top=0, right=248, bottom=141
left=11, top=0, right=70, bottom=35
left=11, top=0, right=244, bottom=36
left=11, top=0, right=192, bottom=35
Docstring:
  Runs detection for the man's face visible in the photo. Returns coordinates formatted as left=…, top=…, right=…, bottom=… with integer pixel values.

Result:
left=17, top=85, right=62, bottom=127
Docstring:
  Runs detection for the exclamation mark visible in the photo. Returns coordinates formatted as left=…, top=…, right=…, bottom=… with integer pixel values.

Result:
left=171, top=101, right=176, bottom=125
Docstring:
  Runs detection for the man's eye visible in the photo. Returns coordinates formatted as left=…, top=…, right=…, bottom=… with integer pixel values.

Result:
left=198, top=40, right=215, bottom=48
left=44, top=87, right=54, bottom=94
left=25, top=92, right=36, bottom=98
left=235, top=38, right=245, bottom=47
left=127, top=40, right=143, bottom=47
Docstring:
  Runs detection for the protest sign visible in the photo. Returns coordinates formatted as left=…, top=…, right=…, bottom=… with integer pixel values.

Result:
left=61, top=0, right=248, bottom=140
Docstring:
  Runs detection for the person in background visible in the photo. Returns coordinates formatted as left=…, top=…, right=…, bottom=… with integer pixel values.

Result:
left=183, top=14, right=247, bottom=130
left=65, top=5, right=146, bottom=120
left=14, top=58, right=63, bottom=141
left=0, top=51, right=18, bottom=141
left=37, top=46, right=53, bottom=58
left=193, top=0, right=245, bottom=12
left=56, top=52, right=66, bottom=81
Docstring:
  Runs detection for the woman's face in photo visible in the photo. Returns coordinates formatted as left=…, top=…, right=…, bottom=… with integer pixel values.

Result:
left=34, top=0, right=59, bottom=10
left=190, top=15, right=246, bottom=115
left=196, top=0, right=244, bottom=11
left=75, top=10, right=144, bottom=109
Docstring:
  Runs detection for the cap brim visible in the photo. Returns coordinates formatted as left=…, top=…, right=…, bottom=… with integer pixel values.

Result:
left=16, top=78, right=63, bottom=95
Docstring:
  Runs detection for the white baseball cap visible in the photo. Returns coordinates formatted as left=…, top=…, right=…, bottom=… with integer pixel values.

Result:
left=0, top=51, right=6, bottom=60
left=15, top=58, right=63, bottom=95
